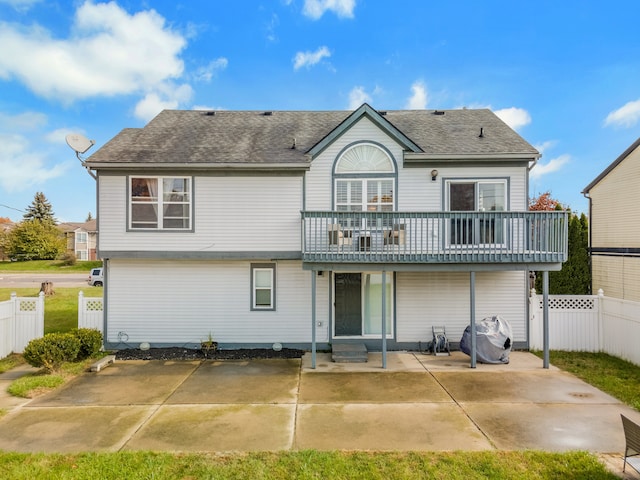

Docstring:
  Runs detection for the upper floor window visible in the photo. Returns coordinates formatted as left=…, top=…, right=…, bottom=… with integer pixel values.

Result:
left=446, top=180, right=507, bottom=245
left=75, top=231, right=87, bottom=244
left=130, top=177, right=191, bottom=230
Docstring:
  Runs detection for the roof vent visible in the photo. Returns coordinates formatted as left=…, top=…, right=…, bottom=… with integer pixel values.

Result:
left=433, top=110, right=445, bottom=115
left=378, top=111, right=387, bottom=116
left=263, top=111, right=273, bottom=116
left=204, top=111, right=216, bottom=116
left=479, top=127, right=485, bottom=138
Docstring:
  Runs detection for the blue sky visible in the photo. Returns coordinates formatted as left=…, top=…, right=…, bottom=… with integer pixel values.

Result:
left=1, top=0, right=639, bottom=222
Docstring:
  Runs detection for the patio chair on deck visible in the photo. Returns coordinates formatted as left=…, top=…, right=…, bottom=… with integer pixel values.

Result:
left=384, top=224, right=406, bottom=246
left=328, top=224, right=352, bottom=247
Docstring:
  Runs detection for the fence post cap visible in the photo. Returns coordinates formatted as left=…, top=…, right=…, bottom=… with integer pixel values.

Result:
left=597, top=288, right=604, bottom=296
left=79, top=291, right=84, bottom=298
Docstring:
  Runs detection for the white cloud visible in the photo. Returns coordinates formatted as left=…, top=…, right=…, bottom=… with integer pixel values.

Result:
left=494, top=107, right=531, bottom=131
left=0, top=1, right=186, bottom=101
left=302, top=0, right=356, bottom=19
left=534, top=140, right=558, bottom=155
left=293, top=46, right=331, bottom=70
left=133, top=82, right=193, bottom=122
left=0, top=0, right=41, bottom=11
left=405, top=81, right=428, bottom=109
left=604, top=99, right=640, bottom=128
left=348, top=86, right=371, bottom=109
left=194, top=58, right=228, bottom=82
left=0, top=133, right=68, bottom=192
left=0, top=111, right=47, bottom=131
left=529, top=154, right=570, bottom=181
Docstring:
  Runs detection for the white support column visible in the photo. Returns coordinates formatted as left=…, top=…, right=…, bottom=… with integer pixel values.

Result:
left=543, top=270, right=550, bottom=369
left=381, top=270, right=387, bottom=369
left=470, top=271, right=477, bottom=368
left=311, top=270, right=317, bottom=369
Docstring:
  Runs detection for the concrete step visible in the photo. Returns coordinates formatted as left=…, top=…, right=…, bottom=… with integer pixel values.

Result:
left=332, top=343, right=368, bottom=363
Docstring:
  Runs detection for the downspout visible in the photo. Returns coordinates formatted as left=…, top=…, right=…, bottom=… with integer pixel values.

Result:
left=582, top=191, right=593, bottom=294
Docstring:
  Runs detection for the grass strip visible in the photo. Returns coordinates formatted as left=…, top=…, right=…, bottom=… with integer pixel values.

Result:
left=0, top=450, right=618, bottom=480
left=0, top=260, right=102, bottom=273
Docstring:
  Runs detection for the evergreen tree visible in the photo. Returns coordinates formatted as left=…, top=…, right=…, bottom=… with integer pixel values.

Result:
left=23, top=192, right=56, bottom=224
left=85, top=212, right=94, bottom=222
left=531, top=192, right=591, bottom=295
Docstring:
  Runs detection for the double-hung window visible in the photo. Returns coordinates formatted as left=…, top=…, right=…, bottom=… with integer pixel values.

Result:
left=251, top=264, right=276, bottom=310
left=130, top=177, right=191, bottom=230
left=447, top=180, right=506, bottom=245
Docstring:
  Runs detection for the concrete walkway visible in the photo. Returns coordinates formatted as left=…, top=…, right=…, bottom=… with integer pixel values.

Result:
left=0, top=352, right=638, bottom=477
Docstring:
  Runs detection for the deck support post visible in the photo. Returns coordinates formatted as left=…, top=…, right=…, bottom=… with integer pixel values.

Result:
left=311, top=270, right=317, bottom=369
left=381, top=270, right=387, bottom=369
left=543, top=270, right=550, bottom=369
left=470, top=271, right=477, bottom=368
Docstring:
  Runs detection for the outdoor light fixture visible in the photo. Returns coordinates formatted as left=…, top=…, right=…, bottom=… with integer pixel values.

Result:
left=431, top=169, right=438, bottom=181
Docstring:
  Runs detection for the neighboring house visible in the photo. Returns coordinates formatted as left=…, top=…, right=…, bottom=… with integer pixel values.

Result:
left=59, top=220, right=98, bottom=261
left=583, top=137, right=640, bottom=302
left=85, top=104, right=566, bottom=355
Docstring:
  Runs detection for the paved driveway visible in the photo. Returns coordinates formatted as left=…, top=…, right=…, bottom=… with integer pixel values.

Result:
left=0, top=352, right=638, bottom=459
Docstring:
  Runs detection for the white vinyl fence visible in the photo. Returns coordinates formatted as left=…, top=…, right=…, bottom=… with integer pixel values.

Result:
left=0, top=292, right=44, bottom=358
left=530, top=290, right=640, bottom=366
left=78, top=291, right=103, bottom=333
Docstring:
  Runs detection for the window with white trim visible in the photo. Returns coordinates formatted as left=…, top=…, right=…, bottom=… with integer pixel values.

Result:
left=446, top=180, right=507, bottom=245
left=130, top=177, right=191, bottom=230
left=334, top=144, right=396, bottom=229
left=75, top=232, right=87, bottom=244
left=251, top=264, right=276, bottom=311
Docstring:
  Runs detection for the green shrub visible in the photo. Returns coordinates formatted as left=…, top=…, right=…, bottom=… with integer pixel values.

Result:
left=73, top=328, right=103, bottom=359
left=22, top=333, right=81, bottom=372
left=59, top=251, right=77, bottom=266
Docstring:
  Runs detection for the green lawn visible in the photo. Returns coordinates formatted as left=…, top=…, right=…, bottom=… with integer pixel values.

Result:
left=0, top=260, right=102, bottom=273
left=0, top=287, right=102, bottom=333
left=0, top=450, right=618, bottom=480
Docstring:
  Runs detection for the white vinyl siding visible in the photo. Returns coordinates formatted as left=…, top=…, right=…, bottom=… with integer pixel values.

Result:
left=99, top=175, right=303, bottom=252
left=105, top=259, right=329, bottom=344
left=395, top=271, right=527, bottom=343
left=592, top=255, right=640, bottom=302
left=305, top=117, right=405, bottom=210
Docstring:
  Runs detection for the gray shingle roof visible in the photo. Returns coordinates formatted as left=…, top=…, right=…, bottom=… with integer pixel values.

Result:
left=86, top=106, right=539, bottom=167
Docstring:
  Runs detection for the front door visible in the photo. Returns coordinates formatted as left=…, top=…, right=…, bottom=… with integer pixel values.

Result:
left=334, top=273, right=362, bottom=336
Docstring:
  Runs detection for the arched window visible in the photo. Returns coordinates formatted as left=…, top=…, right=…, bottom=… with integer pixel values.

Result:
left=335, top=143, right=395, bottom=173
left=334, top=143, right=396, bottom=213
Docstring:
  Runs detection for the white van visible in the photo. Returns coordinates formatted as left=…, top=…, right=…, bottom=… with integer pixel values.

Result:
left=88, top=267, right=104, bottom=286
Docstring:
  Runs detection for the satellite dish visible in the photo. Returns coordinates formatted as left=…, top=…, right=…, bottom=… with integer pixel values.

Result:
left=65, top=133, right=95, bottom=154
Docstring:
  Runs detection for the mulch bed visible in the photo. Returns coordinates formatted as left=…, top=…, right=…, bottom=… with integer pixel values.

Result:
left=114, top=347, right=306, bottom=361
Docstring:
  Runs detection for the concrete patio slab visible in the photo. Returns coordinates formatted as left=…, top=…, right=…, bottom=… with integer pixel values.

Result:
left=433, top=370, right=621, bottom=404
left=124, top=404, right=295, bottom=452
left=295, top=403, right=492, bottom=451
left=302, top=351, right=428, bottom=372
left=299, top=372, right=452, bottom=403
left=0, top=405, right=153, bottom=453
left=166, top=359, right=300, bottom=404
left=464, top=403, right=636, bottom=453
left=29, top=360, right=200, bottom=406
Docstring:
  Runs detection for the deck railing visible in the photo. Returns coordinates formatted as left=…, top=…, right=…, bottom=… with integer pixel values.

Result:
left=301, top=211, right=567, bottom=264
